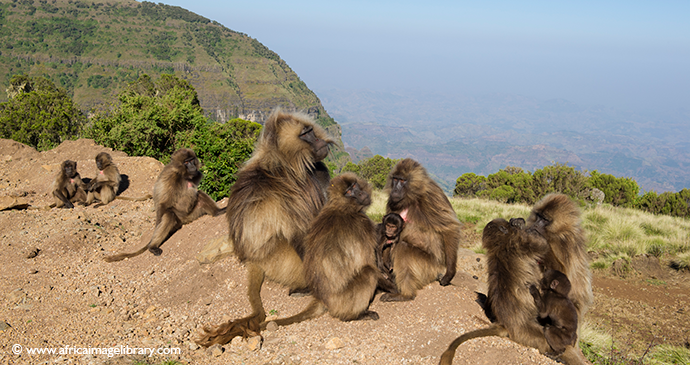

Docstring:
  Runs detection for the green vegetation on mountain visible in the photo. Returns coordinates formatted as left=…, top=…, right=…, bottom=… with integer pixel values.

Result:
left=0, top=0, right=342, bottom=141
left=0, top=0, right=350, bottom=196
left=84, top=74, right=207, bottom=161
left=82, top=73, right=261, bottom=199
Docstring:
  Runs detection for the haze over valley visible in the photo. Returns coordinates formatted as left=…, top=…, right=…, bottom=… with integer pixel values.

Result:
left=318, top=88, right=690, bottom=193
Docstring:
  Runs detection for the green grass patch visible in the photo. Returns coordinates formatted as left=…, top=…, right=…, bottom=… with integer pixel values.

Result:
left=649, top=344, right=690, bottom=365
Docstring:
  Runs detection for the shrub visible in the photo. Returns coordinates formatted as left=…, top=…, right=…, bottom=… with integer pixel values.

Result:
left=0, top=75, right=85, bottom=151
left=532, top=163, right=588, bottom=202
left=175, top=118, right=261, bottom=200
left=454, top=173, right=486, bottom=197
left=483, top=167, right=536, bottom=204
left=635, top=189, right=690, bottom=218
left=342, top=155, right=399, bottom=189
left=84, top=74, right=206, bottom=161
left=85, top=74, right=260, bottom=199
left=589, top=170, right=639, bottom=208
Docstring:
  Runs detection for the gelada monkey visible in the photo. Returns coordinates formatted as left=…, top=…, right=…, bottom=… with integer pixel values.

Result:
left=376, top=213, right=404, bottom=283
left=196, top=109, right=333, bottom=346
left=526, top=193, right=593, bottom=329
left=302, top=173, right=396, bottom=321
left=382, top=158, right=462, bottom=302
left=530, top=269, right=578, bottom=355
left=103, top=148, right=225, bottom=262
left=51, top=160, right=87, bottom=209
left=85, top=152, right=151, bottom=206
left=439, top=215, right=586, bottom=365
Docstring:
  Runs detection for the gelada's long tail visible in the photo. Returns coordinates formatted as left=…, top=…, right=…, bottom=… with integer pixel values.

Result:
left=439, top=324, right=509, bottom=365
left=116, top=194, right=153, bottom=202
left=196, top=313, right=264, bottom=347
left=103, top=244, right=148, bottom=262
left=196, top=298, right=327, bottom=347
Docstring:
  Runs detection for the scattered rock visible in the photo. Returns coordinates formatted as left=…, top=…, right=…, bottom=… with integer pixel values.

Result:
left=7, top=288, right=26, bottom=304
left=265, top=321, right=279, bottom=332
left=612, top=258, right=631, bottom=278
left=206, top=344, right=224, bottom=357
left=25, top=247, right=40, bottom=259
left=89, top=285, right=101, bottom=297
left=585, top=188, right=605, bottom=205
left=145, top=305, right=156, bottom=316
left=0, top=196, right=29, bottom=211
left=247, top=335, right=262, bottom=351
left=263, top=335, right=281, bottom=346
left=325, top=337, right=344, bottom=350
left=196, top=235, right=233, bottom=264
left=230, top=336, right=245, bottom=348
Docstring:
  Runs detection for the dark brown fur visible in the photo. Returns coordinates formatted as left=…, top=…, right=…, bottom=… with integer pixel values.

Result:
left=530, top=269, right=578, bottom=355
left=103, top=148, right=225, bottom=262
left=196, top=109, right=333, bottom=347
left=440, top=209, right=588, bottom=365
left=303, top=173, right=390, bottom=321
left=526, top=193, right=593, bottom=328
left=52, top=160, right=87, bottom=209
left=382, top=158, right=462, bottom=301
left=85, top=152, right=121, bottom=206
left=376, top=213, right=404, bottom=285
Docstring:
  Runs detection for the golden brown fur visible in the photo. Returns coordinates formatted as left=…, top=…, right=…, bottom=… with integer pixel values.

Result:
left=303, top=173, right=383, bottom=320
left=440, top=218, right=589, bottom=365
left=481, top=218, right=551, bottom=351
left=526, top=193, right=593, bottom=327
left=382, top=158, right=462, bottom=301
left=196, top=109, right=333, bottom=347
left=85, top=152, right=121, bottom=206
left=440, top=197, right=589, bottom=365
left=52, top=160, right=87, bottom=209
left=103, top=148, right=225, bottom=262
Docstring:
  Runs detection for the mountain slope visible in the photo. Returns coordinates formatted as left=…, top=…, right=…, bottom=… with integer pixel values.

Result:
left=0, top=0, right=341, bottom=142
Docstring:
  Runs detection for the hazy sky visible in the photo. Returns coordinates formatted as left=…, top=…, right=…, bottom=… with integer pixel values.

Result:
left=161, top=1, right=689, bottom=113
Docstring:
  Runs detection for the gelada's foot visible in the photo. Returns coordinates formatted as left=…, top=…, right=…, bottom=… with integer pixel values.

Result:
left=148, top=247, right=163, bottom=256
left=380, top=293, right=415, bottom=302
left=357, top=311, right=379, bottom=320
left=288, top=287, right=311, bottom=297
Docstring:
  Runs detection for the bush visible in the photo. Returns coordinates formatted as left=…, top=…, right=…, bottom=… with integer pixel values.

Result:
left=454, top=173, right=486, bottom=197
left=175, top=118, right=261, bottom=200
left=341, top=155, right=399, bottom=189
left=532, top=163, right=588, bottom=202
left=483, top=167, right=536, bottom=204
left=635, top=189, right=690, bottom=218
left=0, top=75, right=85, bottom=151
left=85, top=74, right=260, bottom=199
left=589, top=170, right=640, bottom=208
left=84, top=74, right=206, bottom=161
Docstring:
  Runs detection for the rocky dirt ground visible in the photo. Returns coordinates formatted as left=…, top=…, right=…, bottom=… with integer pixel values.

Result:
left=0, top=139, right=688, bottom=365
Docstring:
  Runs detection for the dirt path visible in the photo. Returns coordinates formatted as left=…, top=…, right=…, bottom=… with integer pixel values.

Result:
left=588, top=273, right=690, bottom=359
